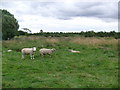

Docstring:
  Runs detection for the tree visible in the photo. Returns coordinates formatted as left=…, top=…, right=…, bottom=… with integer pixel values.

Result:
left=40, top=29, right=43, bottom=33
left=2, top=9, right=19, bottom=40
left=21, top=28, right=31, bottom=33
left=18, top=30, right=28, bottom=35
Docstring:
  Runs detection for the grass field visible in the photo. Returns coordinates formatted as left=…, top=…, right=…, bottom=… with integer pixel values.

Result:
left=2, top=36, right=118, bottom=88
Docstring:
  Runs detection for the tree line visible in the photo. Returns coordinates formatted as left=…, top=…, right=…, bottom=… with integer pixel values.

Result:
left=1, top=9, right=120, bottom=40
left=23, top=30, right=119, bottom=39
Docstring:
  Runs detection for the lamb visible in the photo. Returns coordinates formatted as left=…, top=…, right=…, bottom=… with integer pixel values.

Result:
left=21, top=47, right=36, bottom=59
left=39, top=48, right=56, bottom=56
left=68, top=49, right=80, bottom=53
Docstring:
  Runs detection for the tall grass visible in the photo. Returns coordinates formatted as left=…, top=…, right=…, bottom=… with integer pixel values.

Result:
left=3, top=36, right=118, bottom=50
left=71, top=37, right=117, bottom=46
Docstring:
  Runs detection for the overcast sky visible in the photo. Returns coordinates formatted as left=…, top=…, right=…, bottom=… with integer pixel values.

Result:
left=1, top=0, right=119, bottom=33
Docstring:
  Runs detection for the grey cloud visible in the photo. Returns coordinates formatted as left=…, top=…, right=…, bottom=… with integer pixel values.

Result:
left=1, top=1, right=118, bottom=22
left=54, top=2, right=117, bottom=21
left=30, top=1, right=117, bottom=22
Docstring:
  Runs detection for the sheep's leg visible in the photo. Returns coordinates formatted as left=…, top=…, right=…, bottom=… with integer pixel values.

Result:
left=49, top=53, right=51, bottom=57
left=22, top=54, right=24, bottom=59
left=41, top=53, right=44, bottom=57
left=30, top=54, right=33, bottom=59
left=33, top=54, right=34, bottom=59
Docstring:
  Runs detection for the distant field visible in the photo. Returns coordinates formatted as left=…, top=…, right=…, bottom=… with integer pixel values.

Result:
left=2, top=36, right=118, bottom=88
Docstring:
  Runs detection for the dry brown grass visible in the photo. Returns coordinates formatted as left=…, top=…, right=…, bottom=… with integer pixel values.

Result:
left=45, top=38, right=59, bottom=44
left=3, top=36, right=118, bottom=49
left=70, top=37, right=118, bottom=46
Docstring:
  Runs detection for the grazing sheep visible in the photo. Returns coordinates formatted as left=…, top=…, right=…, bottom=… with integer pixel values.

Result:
left=39, top=48, right=56, bottom=56
left=21, top=47, right=36, bottom=59
left=69, top=49, right=80, bottom=53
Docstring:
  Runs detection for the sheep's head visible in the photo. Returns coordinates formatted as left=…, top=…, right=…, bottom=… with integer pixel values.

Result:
left=33, top=47, right=36, bottom=51
left=52, top=48, right=56, bottom=51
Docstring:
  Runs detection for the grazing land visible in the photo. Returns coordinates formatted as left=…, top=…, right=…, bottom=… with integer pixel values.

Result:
left=2, top=36, right=118, bottom=88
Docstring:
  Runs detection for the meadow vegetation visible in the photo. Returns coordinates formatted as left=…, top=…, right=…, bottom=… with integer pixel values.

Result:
left=2, top=36, right=118, bottom=88
left=0, top=41, right=2, bottom=89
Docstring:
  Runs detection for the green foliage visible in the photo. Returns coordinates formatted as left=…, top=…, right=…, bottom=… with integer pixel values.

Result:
left=18, top=30, right=28, bottom=35
left=1, top=9, right=19, bottom=40
left=2, top=37, right=118, bottom=88
left=28, top=31, right=119, bottom=39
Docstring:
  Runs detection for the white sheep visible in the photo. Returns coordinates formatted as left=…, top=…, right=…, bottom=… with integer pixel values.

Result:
left=21, top=47, right=36, bottom=59
left=39, top=48, right=56, bottom=56
left=7, top=49, right=12, bottom=52
left=69, top=49, right=80, bottom=53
